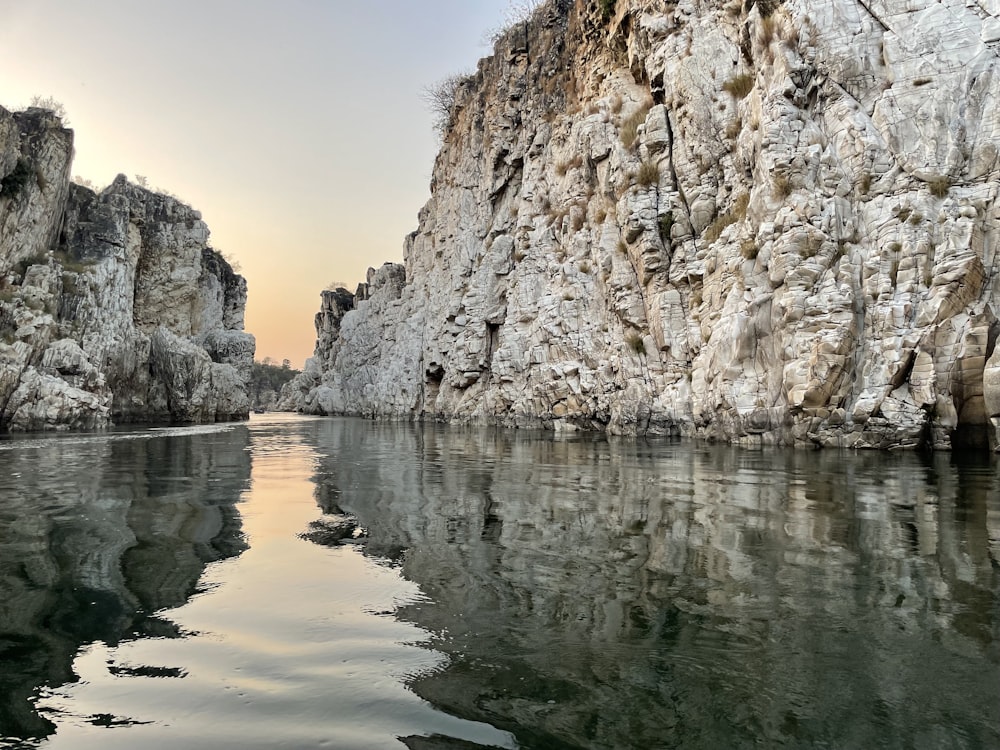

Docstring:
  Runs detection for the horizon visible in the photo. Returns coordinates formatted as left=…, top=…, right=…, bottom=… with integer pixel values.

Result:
left=0, top=0, right=518, bottom=368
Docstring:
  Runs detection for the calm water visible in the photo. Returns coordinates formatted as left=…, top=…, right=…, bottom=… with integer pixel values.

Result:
left=0, top=414, right=997, bottom=750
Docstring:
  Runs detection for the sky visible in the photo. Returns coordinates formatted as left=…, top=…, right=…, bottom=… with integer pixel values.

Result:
left=0, top=0, right=515, bottom=368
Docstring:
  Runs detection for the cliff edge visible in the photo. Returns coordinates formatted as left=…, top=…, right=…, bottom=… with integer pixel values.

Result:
left=286, top=0, right=1000, bottom=450
left=0, top=106, right=254, bottom=430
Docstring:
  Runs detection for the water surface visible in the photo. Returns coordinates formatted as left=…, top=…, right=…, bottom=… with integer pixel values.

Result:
left=0, top=414, right=997, bottom=749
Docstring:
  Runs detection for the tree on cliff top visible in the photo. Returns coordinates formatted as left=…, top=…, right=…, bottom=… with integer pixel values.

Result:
left=482, top=0, right=544, bottom=44
left=28, top=95, right=69, bottom=125
left=422, top=73, right=473, bottom=136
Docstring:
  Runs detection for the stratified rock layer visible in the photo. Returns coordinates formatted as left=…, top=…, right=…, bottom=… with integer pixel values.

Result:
left=289, top=0, right=1000, bottom=450
left=0, top=106, right=254, bottom=430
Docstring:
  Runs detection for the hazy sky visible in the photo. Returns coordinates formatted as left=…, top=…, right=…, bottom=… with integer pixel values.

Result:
left=0, top=0, right=513, bottom=367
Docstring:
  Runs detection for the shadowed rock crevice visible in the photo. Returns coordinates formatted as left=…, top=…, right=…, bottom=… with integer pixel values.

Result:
left=0, top=108, right=255, bottom=431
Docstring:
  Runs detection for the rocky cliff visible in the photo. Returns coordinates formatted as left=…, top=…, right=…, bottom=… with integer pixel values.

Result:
left=0, top=106, right=254, bottom=430
left=287, top=0, right=1000, bottom=450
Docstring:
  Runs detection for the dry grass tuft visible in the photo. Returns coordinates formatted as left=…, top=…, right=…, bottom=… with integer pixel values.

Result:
left=619, top=99, right=653, bottom=150
left=928, top=175, right=951, bottom=198
left=722, top=73, right=754, bottom=100
left=635, top=159, right=660, bottom=187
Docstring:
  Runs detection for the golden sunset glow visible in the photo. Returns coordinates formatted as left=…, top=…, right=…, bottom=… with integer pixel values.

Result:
left=0, top=1, right=510, bottom=367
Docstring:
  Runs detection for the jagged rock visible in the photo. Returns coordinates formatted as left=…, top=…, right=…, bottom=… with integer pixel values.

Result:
left=287, top=0, right=1000, bottom=450
left=0, top=108, right=254, bottom=430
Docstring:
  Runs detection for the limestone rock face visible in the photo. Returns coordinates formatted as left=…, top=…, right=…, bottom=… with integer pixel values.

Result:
left=295, top=0, right=1000, bottom=450
left=0, top=107, right=254, bottom=430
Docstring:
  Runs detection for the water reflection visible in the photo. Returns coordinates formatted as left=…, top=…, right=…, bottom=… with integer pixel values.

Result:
left=310, top=419, right=1000, bottom=749
left=0, top=427, right=250, bottom=741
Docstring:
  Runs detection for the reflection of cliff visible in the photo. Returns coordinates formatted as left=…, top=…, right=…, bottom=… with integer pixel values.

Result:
left=0, top=426, right=250, bottom=740
left=293, top=0, right=1000, bottom=451
left=311, top=418, right=1000, bottom=749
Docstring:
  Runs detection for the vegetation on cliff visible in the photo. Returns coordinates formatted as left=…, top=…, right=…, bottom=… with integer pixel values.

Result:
left=251, top=359, right=300, bottom=410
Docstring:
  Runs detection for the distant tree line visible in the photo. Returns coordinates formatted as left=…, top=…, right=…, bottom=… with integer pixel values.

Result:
left=251, top=358, right=299, bottom=409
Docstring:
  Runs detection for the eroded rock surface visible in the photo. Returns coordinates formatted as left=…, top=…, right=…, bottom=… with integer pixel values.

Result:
left=0, top=106, right=254, bottom=430
left=289, top=0, right=1000, bottom=450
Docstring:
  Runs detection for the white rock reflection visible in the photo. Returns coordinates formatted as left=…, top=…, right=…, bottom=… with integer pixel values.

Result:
left=310, top=419, right=1000, bottom=749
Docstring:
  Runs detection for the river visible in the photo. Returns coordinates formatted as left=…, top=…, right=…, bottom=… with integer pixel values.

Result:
left=0, top=413, right=997, bottom=749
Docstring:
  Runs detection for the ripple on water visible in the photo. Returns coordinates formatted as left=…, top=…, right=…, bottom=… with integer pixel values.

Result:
left=0, top=417, right=997, bottom=749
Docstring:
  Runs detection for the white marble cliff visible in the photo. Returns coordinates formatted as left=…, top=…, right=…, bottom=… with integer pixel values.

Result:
left=285, top=0, right=1000, bottom=450
left=0, top=106, right=254, bottom=430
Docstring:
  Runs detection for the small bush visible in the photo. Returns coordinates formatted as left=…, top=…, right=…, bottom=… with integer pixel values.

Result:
left=858, top=173, right=872, bottom=195
left=722, top=73, right=754, bottom=100
left=626, top=332, right=646, bottom=355
left=422, top=72, right=473, bottom=135
left=732, top=191, right=750, bottom=220
left=773, top=174, right=792, bottom=198
left=600, top=0, right=616, bottom=22
left=620, top=100, right=653, bottom=149
left=54, top=250, right=94, bottom=274
left=758, top=14, right=779, bottom=46
left=757, top=0, right=784, bottom=17
left=578, top=260, right=591, bottom=274
left=928, top=176, right=950, bottom=198
left=555, top=154, right=583, bottom=176
left=61, top=272, right=87, bottom=296
left=617, top=239, right=629, bottom=255
left=703, top=192, right=750, bottom=244
left=784, top=22, right=800, bottom=48
left=28, top=95, right=69, bottom=124
left=635, top=159, right=660, bottom=187
left=740, top=239, right=759, bottom=260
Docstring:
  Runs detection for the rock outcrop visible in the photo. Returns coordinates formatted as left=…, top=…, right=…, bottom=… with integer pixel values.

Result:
left=0, top=105, right=254, bottom=430
left=288, top=0, right=1000, bottom=450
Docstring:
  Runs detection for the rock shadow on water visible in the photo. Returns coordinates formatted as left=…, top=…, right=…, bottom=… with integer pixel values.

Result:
left=398, top=733, right=514, bottom=750
left=298, top=515, right=368, bottom=548
left=0, top=426, right=252, bottom=744
left=307, top=417, right=1000, bottom=750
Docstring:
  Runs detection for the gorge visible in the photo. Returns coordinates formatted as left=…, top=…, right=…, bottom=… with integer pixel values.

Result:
left=0, top=106, right=254, bottom=430
left=283, top=0, right=1000, bottom=451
